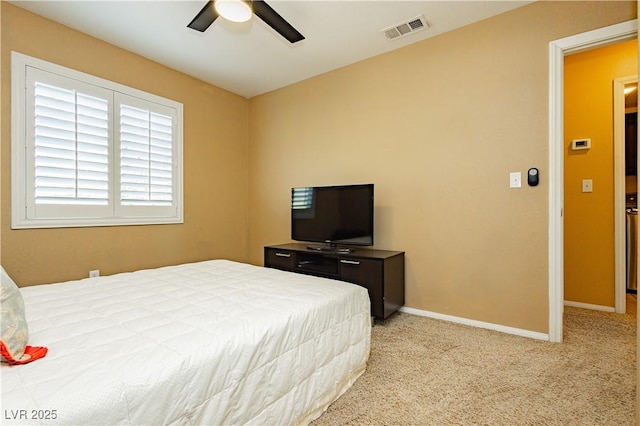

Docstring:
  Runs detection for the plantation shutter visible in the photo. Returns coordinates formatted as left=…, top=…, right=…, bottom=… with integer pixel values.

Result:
left=33, top=81, right=110, bottom=205
left=25, top=67, right=113, bottom=222
left=119, top=104, right=173, bottom=206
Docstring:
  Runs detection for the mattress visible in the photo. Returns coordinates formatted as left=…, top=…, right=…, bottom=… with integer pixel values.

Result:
left=1, top=260, right=371, bottom=425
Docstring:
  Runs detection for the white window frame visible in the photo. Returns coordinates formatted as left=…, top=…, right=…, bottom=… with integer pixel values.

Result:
left=11, top=52, right=183, bottom=229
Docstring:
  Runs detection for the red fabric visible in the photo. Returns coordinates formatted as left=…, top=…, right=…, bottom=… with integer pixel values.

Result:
left=0, top=342, right=48, bottom=365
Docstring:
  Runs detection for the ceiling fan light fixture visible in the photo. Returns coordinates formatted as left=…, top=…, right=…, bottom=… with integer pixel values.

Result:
left=214, top=0, right=252, bottom=23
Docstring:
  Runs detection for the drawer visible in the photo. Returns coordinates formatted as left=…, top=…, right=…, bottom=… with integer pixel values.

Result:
left=264, top=248, right=295, bottom=271
left=339, top=258, right=382, bottom=288
left=339, top=257, right=383, bottom=318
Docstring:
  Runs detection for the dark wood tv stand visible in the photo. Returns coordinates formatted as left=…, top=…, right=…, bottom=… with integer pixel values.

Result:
left=264, top=243, right=405, bottom=320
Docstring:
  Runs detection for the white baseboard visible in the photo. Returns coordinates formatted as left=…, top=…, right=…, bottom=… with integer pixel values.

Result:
left=563, top=300, right=615, bottom=312
left=399, top=306, right=550, bottom=341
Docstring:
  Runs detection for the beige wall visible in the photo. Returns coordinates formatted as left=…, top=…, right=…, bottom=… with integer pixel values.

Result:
left=1, top=3, right=250, bottom=286
left=1, top=1, right=637, bottom=334
left=564, top=39, right=638, bottom=307
left=248, top=1, right=637, bottom=333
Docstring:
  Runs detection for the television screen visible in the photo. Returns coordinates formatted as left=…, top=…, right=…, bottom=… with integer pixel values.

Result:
left=291, top=184, right=374, bottom=247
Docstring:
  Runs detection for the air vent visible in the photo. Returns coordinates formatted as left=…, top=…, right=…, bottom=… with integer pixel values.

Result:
left=380, top=15, right=429, bottom=41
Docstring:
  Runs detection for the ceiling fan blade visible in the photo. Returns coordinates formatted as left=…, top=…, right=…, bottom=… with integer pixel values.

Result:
left=252, top=0, right=305, bottom=44
left=187, top=1, right=219, bottom=32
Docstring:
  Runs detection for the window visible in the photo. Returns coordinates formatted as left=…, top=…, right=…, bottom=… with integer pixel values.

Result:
left=11, top=52, right=183, bottom=228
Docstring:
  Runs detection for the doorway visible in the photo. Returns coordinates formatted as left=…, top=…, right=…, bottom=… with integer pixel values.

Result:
left=548, top=20, right=638, bottom=343
left=614, top=75, right=638, bottom=312
left=563, top=44, right=637, bottom=316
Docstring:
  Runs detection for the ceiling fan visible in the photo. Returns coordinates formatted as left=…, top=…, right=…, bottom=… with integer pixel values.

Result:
left=187, top=0, right=305, bottom=44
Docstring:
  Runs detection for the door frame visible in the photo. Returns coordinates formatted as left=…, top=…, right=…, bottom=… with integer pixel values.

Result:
left=548, top=19, right=638, bottom=343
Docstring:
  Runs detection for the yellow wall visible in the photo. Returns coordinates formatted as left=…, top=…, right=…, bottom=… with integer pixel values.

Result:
left=1, top=3, right=250, bottom=286
left=248, top=1, right=637, bottom=333
left=564, top=39, right=638, bottom=307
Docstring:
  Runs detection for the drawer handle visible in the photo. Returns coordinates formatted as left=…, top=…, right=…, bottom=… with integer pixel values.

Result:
left=340, top=259, right=360, bottom=265
left=275, top=253, right=291, bottom=258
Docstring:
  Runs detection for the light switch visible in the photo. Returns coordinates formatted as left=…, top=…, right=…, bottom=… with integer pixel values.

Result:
left=510, top=172, right=522, bottom=189
left=582, top=179, right=593, bottom=193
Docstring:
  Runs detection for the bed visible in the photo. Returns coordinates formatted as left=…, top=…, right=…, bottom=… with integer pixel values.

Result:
left=1, top=260, right=371, bottom=425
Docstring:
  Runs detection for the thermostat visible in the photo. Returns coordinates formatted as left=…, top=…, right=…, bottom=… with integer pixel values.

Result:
left=528, top=168, right=539, bottom=186
left=571, top=138, right=591, bottom=150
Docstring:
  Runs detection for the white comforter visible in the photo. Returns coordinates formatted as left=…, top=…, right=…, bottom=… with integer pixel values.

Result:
left=1, top=260, right=371, bottom=425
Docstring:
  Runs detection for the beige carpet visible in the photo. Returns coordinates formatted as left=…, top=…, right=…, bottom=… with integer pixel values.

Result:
left=312, top=298, right=636, bottom=425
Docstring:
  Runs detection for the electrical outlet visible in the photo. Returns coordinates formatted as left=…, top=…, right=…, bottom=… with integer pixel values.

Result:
left=89, top=270, right=100, bottom=278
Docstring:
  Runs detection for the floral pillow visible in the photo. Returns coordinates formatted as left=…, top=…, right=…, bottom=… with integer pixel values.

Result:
left=1, top=267, right=47, bottom=365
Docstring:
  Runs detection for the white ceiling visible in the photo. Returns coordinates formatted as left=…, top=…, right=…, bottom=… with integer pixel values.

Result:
left=10, top=0, right=533, bottom=98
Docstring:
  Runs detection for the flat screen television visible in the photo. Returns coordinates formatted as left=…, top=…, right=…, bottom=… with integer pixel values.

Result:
left=291, top=184, right=374, bottom=249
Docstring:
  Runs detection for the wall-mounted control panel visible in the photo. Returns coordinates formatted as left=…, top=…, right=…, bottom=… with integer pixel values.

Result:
left=528, top=168, right=539, bottom=186
left=571, top=138, right=591, bottom=151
